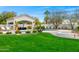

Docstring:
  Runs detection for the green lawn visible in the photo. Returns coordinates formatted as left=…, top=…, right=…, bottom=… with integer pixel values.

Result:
left=0, top=33, right=79, bottom=52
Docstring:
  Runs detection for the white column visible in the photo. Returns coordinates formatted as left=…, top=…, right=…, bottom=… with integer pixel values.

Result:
left=12, top=20, right=15, bottom=34
left=31, top=21, right=34, bottom=33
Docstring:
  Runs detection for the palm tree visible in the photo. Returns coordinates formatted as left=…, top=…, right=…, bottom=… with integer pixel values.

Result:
left=44, top=10, right=50, bottom=24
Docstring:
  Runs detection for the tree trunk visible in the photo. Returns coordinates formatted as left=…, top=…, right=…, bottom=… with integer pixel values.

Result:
left=55, top=25, right=58, bottom=29
left=69, top=19, right=74, bottom=30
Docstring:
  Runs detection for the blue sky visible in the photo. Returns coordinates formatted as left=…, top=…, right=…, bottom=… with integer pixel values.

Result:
left=0, top=6, right=79, bottom=22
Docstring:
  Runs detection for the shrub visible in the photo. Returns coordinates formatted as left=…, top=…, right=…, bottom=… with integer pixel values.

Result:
left=33, top=30, right=37, bottom=33
left=76, top=26, right=79, bottom=31
left=6, top=32, right=12, bottom=34
left=35, top=26, right=45, bottom=32
left=15, top=31, right=21, bottom=34
left=26, top=31, right=31, bottom=33
left=0, top=32, right=3, bottom=34
left=27, top=26, right=32, bottom=29
left=74, top=26, right=79, bottom=33
left=41, top=26, right=45, bottom=30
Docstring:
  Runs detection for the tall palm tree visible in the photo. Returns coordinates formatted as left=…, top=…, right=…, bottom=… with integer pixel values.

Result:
left=44, top=10, right=50, bottom=24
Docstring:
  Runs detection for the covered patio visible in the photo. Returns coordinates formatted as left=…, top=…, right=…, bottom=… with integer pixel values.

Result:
left=6, top=15, right=35, bottom=34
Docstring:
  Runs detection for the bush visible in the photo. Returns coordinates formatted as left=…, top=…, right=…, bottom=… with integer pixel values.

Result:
left=26, top=31, right=31, bottom=33
left=6, top=32, right=12, bottom=34
left=41, top=26, right=45, bottom=30
left=74, top=26, right=79, bottom=33
left=0, top=32, right=3, bottom=34
left=76, top=26, right=79, bottom=31
left=27, top=26, right=32, bottom=29
left=33, top=30, right=37, bottom=33
left=15, top=31, right=21, bottom=34
left=35, top=26, right=45, bottom=32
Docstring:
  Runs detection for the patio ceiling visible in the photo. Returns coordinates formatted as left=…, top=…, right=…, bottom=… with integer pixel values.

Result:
left=14, top=15, right=34, bottom=22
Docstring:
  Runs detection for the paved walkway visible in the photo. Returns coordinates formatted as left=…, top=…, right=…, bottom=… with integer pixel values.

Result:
left=43, top=30, right=79, bottom=39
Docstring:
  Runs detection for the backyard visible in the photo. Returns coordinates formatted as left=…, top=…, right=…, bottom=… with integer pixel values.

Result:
left=0, top=33, right=79, bottom=52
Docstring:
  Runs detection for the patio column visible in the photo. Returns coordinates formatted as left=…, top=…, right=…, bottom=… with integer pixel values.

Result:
left=12, top=20, right=16, bottom=34
left=31, top=21, right=34, bottom=33
left=15, top=21, right=19, bottom=33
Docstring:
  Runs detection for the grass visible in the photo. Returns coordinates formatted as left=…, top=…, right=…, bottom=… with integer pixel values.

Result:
left=0, top=33, right=79, bottom=52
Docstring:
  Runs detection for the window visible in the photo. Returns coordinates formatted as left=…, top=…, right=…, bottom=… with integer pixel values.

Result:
left=18, top=27, right=26, bottom=30
left=8, top=22, right=13, bottom=24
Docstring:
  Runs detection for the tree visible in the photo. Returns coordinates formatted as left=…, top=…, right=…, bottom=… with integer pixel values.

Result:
left=34, top=17, right=45, bottom=32
left=44, top=10, right=50, bottom=24
left=50, top=10, right=66, bottom=29
left=67, top=9, right=79, bottom=30
left=34, top=17, right=41, bottom=26
left=0, top=12, right=16, bottom=24
left=2, top=12, right=16, bottom=19
left=0, top=14, right=5, bottom=24
left=74, top=9, right=79, bottom=20
left=69, top=15, right=77, bottom=30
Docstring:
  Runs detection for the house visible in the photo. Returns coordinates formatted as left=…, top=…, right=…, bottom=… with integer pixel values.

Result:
left=58, top=19, right=78, bottom=29
left=43, top=19, right=79, bottom=30
left=0, top=15, right=35, bottom=34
